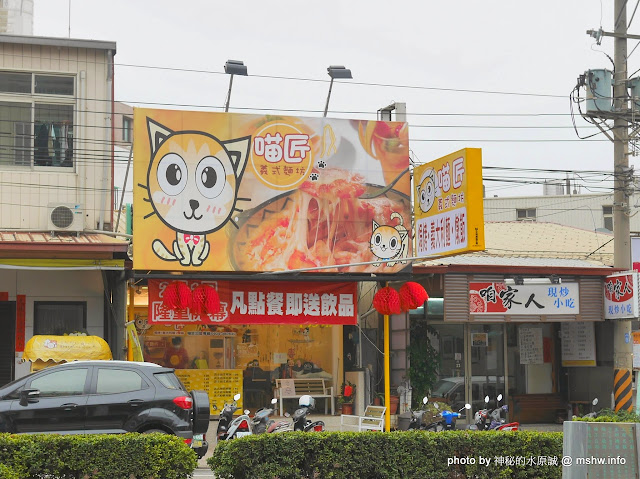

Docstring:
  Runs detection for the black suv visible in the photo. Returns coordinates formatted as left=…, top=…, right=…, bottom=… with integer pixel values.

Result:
left=0, top=361, right=209, bottom=456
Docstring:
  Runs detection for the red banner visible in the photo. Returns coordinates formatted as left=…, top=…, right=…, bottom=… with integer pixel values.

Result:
left=148, top=279, right=357, bottom=325
left=15, top=295, right=25, bottom=352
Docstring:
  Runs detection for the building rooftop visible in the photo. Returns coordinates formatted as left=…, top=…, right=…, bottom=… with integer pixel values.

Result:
left=414, top=221, right=615, bottom=273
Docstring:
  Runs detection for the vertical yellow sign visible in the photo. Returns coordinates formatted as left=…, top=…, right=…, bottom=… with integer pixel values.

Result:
left=414, top=148, right=485, bottom=257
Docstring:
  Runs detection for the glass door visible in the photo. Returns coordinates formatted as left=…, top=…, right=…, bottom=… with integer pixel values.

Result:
left=468, top=324, right=506, bottom=414
left=428, top=324, right=466, bottom=412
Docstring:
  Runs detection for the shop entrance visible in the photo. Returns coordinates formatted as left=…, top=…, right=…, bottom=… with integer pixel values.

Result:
left=429, top=323, right=507, bottom=422
left=468, top=324, right=506, bottom=413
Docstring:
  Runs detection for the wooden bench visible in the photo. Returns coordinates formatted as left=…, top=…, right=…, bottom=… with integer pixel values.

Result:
left=341, top=405, right=387, bottom=432
left=511, top=394, right=566, bottom=423
left=275, top=378, right=334, bottom=416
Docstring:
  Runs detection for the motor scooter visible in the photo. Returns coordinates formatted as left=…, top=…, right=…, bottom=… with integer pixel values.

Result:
left=292, top=395, right=325, bottom=432
left=470, top=395, right=493, bottom=430
left=407, top=397, right=441, bottom=431
left=253, top=398, right=291, bottom=434
left=579, top=397, right=600, bottom=419
left=439, top=403, right=472, bottom=430
left=219, top=394, right=254, bottom=440
left=486, top=394, right=519, bottom=431
left=216, top=393, right=241, bottom=440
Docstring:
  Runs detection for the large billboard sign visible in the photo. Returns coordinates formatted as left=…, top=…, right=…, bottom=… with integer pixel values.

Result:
left=133, top=109, right=411, bottom=273
left=147, top=279, right=357, bottom=325
left=604, top=272, right=639, bottom=319
left=414, top=148, right=484, bottom=258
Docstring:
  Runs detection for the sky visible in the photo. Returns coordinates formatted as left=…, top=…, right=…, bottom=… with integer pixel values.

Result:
left=30, top=0, right=635, bottom=198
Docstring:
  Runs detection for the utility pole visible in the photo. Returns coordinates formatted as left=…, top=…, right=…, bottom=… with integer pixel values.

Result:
left=612, top=0, right=634, bottom=412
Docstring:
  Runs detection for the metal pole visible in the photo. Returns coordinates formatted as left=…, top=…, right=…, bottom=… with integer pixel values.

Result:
left=613, top=0, right=634, bottom=412
left=384, top=311, right=391, bottom=431
left=115, top=146, right=133, bottom=234
left=323, top=78, right=334, bottom=117
left=224, top=74, right=234, bottom=113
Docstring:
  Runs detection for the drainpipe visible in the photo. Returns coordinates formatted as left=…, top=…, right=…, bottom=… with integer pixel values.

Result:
left=78, top=70, right=86, bottom=209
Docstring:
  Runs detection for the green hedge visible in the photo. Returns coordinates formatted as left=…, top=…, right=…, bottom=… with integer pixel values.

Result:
left=573, top=408, right=640, bottom=422
left=0, top=433, right=197, bottom=479
left=208, top=430, right=563, bottom=479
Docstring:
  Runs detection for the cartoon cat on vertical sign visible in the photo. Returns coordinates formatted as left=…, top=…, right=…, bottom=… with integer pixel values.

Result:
left=133, top=109, right=412, bottom=273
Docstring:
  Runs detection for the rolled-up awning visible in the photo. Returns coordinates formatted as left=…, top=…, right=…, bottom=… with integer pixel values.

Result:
left=23, top=335, right=113, bottom=363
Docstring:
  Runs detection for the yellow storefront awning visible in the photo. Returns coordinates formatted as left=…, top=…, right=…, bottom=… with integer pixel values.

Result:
left=23, top=335, right=113, bottom=363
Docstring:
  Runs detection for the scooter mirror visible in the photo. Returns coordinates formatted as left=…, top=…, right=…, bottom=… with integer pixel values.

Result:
left=484, top=395, right=490, bottom=403
left=497, top=394, right=503, bottom=402
left=244, top=409, right=250, bottom=415
left=434, top=403, right=440, bottom=409
left=465, top=403, right=472, bottom=410
left=271, top=398, right=278, bottom=405
left=285, top=412, right=291, bottom=418
left=233, top=393, right=241, bottom=401
left=592, top=398, right=599, bottom=406
left=422, top=396, right=428, bottom=405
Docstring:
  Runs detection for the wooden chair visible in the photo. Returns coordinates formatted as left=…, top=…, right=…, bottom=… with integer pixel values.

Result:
left=341, top=405, right=387, bottom=432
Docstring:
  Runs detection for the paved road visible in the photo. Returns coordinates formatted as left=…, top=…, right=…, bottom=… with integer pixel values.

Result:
left=192, top=467, right=215, bottom=478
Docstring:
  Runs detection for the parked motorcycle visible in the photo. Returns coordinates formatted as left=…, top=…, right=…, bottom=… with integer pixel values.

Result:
left=253, top=398, right=291, bottom=434
left=470, top=394, right=519, bottom=431
left=218, top=393, right=254, bottom=440
left=440, top=403, right=472, bottom=430
left=407, top=397, right=439, bottom=431
left=292, top=395, right=325, bottom=432
left=578, top=397, right=600, bottom=419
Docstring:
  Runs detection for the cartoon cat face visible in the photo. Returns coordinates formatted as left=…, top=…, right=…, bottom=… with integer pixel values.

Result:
left=417, top=167, right=440, bottom=213
left=146, top=118, right=250, bottom=234
left=370, top=220, right=406, bottom=259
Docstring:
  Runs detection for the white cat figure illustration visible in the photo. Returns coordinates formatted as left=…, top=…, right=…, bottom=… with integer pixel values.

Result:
left=370, top=212, right=409, bottom=267
left=141, top=118, right=251, bottom=267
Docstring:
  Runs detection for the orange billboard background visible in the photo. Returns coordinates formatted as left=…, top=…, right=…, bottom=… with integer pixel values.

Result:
left=133, top=109, right=411, bottom=274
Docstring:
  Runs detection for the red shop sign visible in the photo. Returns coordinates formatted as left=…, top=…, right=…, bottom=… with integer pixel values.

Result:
left=148, top=279, right=357, bottom=325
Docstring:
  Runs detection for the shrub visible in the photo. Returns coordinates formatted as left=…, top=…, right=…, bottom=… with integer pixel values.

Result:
left=572, top=408, right=640, bottom=422
left=208, top=430, right=563, bottom=479
left=0, top=433, right=197, bottom=479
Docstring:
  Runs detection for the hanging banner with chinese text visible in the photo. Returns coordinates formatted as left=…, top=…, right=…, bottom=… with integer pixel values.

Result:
left=414, top=148, right=485, bottom=258
left=469, top=282, right=580, bottom=315
left=561, top=322, right=596, bottom=367
left=604, top=272, right=639, bottom=319
left=148, top=279, right=357, bottom=325
left=133, top=109, right=411, bottom=274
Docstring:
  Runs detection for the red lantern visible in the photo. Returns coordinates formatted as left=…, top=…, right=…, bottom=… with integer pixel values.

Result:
left=162, top=281, right=192, bottom=311
left=399, top=282, right=429, bottom=312
left=373, top=286, right=402, bottom=315
left=192, top=284, right=220, bottom=316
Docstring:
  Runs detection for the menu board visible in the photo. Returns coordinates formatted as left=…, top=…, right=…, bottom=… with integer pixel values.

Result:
left=519, top=326, right=543, bottom=364
left=561, top=322, right=597, bottom=367
left=175, top=368, right=243, bottom=414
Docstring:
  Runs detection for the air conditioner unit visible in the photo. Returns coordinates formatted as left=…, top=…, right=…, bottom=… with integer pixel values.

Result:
left=47, top=203, right=84, bottom=232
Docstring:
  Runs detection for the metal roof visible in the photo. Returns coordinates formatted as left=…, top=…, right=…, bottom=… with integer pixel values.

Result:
left=0, top=33, right=116, bottom=52
left=414, top=221, right=615, bottom=274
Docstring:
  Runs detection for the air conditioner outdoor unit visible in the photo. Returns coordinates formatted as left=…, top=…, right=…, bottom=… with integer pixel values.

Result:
left=47, top=203, right=84, bottom=232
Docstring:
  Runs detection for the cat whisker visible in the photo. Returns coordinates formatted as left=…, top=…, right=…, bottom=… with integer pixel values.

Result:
left=143, top=198, right=151, bottom=203
left=143, top=211, right=156, bottom=219
left=237, top=197, right=251, bottom=202
left=232, top=207, right=244, bottom=213
left=137, top=183, right=149, bottom=190
left=229, top=218, right=240, bottom=229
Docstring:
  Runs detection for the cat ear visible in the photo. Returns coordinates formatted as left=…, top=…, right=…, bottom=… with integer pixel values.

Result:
left=372, top=219, right=379, bottom=230
left=223, top=136, right=251, bottom=179
left=147, top=118, right=174, bottom=155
